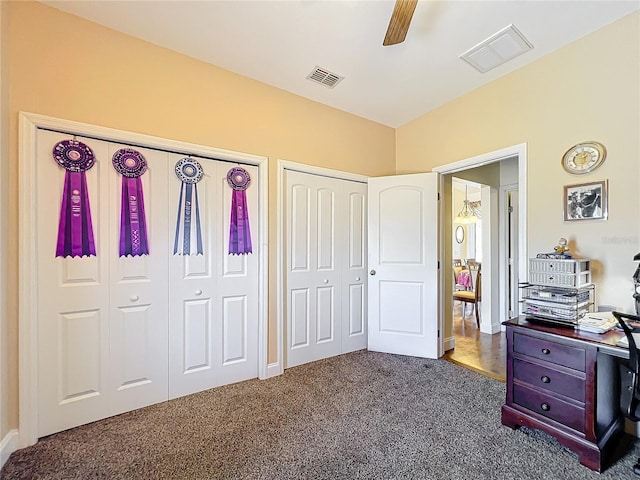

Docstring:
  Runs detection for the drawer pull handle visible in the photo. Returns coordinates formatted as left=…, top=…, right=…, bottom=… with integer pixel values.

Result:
left=541, top=403, right=550, bottom=411
left=541, top=348, right=550, bottom=355
left=541, top=376, right=551, bottom=384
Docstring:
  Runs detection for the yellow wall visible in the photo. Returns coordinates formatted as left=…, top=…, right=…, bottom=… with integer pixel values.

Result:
left=1, top=0, right=11, bottom=444
left=2, top=1, right=395, bottom=436
left=398, top=11, right=640, bottom=331
left=2, top=1, right=639, bottom=447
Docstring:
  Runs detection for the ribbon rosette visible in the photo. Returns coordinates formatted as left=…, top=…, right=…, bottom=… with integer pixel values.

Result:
left=112, top=148, right=149, bottom=257
left=173, top=158, right=204, bottom=255
left=227, top=167, right=252, bottom=255
left=52, top=139, right=97, bottom=258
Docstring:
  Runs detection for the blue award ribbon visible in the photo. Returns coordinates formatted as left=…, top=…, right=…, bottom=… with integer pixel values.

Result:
left=173, top=158, right=204, bottom=255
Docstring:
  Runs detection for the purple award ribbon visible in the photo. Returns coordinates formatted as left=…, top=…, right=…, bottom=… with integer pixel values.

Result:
left=113, top=149, right=149, bottom=257
left=227, top=167, right=252, bottom=255
left=53, top=140, right=97, bottom=258
left=173, top=158, right=204, bottom=255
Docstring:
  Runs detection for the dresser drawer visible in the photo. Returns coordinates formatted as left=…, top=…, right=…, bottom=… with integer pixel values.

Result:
left=513, top=332, right=586, bottom=372
left=513, top=358, right=585, bottom=402
left=513, top=383, right=585, bottom=432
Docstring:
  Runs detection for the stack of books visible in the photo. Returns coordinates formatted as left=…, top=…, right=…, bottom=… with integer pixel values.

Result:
left=576, top=312, right=618, bottom=334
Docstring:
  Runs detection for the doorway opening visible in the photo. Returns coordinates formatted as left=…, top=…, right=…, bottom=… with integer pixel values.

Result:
left=434, top=145, right=527, bottom=381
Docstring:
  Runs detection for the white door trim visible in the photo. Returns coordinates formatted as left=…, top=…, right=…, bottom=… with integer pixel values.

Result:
left=275, top=159, right=368, bottom=376
left=18, top=111, right=269, bottom=447
left=433, top=143, right=528, bottom=333
left=499, top=183, right=519, bottom=327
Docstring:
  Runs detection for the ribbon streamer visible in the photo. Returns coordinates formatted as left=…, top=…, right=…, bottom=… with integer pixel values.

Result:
left=112, top=148, right=149, bottom=257
left=53, top=140, right=97, bottom=258
left=227, top=167, right=252, bottom=255
left=173, top=158, right=203, bottom=255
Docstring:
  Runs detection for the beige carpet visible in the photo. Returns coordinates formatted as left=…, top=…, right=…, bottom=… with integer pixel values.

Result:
left=2, top=350, right=639, bottom=479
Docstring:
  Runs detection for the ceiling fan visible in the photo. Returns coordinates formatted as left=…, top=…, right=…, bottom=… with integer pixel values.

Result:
left=383, top=0, right=418, bottom=46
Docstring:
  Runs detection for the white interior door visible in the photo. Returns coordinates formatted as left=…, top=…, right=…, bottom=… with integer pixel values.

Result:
left=285, top=170, right=367, bottom=368
left=367, top=173, right=440, bottom=358
left=36, top=128, right=260, bottom=436
left=168, top=159, right=258, bottom=399
left=37, top=131, right=169, bottom=436
left=341, top=182, right=368, bottom=354
left=107, top=144, right=170, bottom=416
left=286, top=170, right=342, bottom=367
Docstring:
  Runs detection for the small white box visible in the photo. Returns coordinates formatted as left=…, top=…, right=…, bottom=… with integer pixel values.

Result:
left=529, top=258, right=591, bottom=288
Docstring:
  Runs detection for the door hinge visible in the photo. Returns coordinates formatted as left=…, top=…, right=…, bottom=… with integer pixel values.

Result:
left=437, top=329, right=440, bottom=338
left=437, top=260, right=440, bottom=270
left=437, top=192, right=441, bottom=201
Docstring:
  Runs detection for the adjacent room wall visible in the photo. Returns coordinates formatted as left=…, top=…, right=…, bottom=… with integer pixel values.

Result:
left=2, top=1, right=396, bottom=441
left=397, top=12, right=640, bottom=316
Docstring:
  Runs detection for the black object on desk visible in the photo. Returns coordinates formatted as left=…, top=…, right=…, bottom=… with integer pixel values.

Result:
left=501, top=317, right=628, bottom=472
left=614, top=311, right=640, bottom=422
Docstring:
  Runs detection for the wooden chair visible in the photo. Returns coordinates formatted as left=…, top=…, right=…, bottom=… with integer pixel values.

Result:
left=452, top=263, right=481, bottom=327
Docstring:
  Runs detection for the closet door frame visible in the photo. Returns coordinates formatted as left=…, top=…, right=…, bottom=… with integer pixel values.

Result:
left=18, top=111, right=269, bottom=447
left=276, top=159, right=368, bottom=375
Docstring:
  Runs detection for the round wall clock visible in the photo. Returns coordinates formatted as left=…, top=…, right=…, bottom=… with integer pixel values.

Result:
left=561, top=141, right=606, bottom=174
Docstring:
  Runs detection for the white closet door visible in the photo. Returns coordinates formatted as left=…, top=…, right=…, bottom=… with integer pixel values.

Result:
left=37, top=131, right=169, bottom=436
left=107, top=145, right=169, bottom=415
left=168, top=159, right=258, bottom=399
left=285, top=170, right=366, bottom=367
left=342, top=183, right=368, bottom=353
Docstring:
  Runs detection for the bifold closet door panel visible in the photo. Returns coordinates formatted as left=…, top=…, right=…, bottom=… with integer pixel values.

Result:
left=215, top=162, right=259, bottom=387
left=168, top=158, right=259, bottom=399
left=107, top=144, right=170, bottom=416
left=36, top=132, right=170, bottom=436
left=342, top=184, right=368, bottom=354
left=37, top=130, right=112, bottom=437
left=285, top=170, right=343, bottom=368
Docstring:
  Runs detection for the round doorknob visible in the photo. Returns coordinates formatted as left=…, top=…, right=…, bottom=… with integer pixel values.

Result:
left=355, top=277, right=360, bottom=281
left=540, top=403, right=550, bottom=411
left=370, top=270, right=376, bottom=276
left=130, top=295, right=139, bottom=302
left=195, top=289, right=203, bottom=296
left=541, top=376, right=551, bottom=384
left=323, top=279, right=329, bottom=284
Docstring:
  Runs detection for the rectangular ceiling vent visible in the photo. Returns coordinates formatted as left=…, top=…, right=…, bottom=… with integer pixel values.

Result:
left=460, top=24, right=533, bottom=74
left=306, top=66, right=344, bottom=89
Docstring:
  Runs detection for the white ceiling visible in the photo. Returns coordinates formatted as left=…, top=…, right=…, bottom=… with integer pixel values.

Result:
left=43, top=0, right=640, bottom=128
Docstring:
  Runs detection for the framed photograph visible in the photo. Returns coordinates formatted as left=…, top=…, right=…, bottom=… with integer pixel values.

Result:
left=563, top=180, right=608, bottom=221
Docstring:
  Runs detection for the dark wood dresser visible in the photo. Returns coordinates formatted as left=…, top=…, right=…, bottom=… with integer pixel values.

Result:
left=501, top=317, right=628, bottom=472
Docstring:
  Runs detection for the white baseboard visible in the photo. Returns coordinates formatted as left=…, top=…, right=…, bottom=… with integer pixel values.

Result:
left=444, top=336, right=455, bottom=352
left=266, top=361, right=283, bottom=379
left=1, top=429, right=19, bottom=470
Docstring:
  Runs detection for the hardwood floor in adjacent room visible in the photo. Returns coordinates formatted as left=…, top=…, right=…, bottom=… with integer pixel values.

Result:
left=444, top=304, right=507, bottom=381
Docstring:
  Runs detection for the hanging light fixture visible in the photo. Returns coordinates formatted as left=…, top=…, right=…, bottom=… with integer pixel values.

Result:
left=455, top=185, right=480, bottom=224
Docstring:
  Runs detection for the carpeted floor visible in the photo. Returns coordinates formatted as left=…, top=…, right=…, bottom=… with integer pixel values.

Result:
left=2, top=350, right=639, bottom=479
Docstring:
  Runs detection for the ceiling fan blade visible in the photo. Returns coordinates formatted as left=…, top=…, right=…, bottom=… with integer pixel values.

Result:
left=383, top=0, right=418, bottom=46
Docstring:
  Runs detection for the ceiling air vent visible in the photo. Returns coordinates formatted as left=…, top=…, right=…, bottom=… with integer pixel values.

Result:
left=306, top=66, right=344, bottom=89
left=460, top=24, right=533, bottom=74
